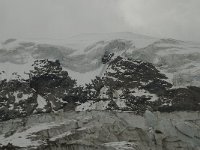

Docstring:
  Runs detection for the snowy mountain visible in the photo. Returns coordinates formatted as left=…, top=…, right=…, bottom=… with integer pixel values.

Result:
left=0, top=32, right=200, bottom=87
left=0, top=32, right=200, bottom=149
left=0, top=33, right=156, bottom=85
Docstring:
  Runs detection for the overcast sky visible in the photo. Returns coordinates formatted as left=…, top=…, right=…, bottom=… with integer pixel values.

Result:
left=0, top=0, right=200, bottom=41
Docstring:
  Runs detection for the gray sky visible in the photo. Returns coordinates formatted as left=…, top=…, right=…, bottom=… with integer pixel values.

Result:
left=0, top=0, right=200, bottom=41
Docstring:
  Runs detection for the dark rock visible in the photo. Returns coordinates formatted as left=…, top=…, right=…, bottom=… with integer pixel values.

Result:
left=157, top=86, right=200, bottom=112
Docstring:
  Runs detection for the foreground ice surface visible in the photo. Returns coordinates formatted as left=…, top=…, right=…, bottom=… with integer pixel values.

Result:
left=0, top=110, right=200, bottom=150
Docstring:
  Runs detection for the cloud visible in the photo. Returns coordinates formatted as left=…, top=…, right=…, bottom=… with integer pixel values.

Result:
left=0, top=0, right=200, bottom=42
left=119, top=0, right=200, bottom=41
left=0, top=0, right=129, bottom=40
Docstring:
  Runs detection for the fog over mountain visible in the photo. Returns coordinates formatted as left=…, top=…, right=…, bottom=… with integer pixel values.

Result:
left=1, top=0, right=200, bottom=42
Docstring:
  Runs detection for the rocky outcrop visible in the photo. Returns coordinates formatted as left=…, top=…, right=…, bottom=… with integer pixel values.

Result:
left=0, top=59, right=84, bottom=121
left=157, top=86, right=200, bottom=112
left=1, top=57, right=200, bottom=121
left=0, top=79, right=38, bottom=121
left=81, top=56, right=200, bottom=114
left=29, top=59, right=80, bottom=111
left=0, top=111, right=199, bottom=150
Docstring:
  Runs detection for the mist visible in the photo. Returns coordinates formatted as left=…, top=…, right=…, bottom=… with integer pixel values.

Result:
left=0, top=0, right=200, bottom=42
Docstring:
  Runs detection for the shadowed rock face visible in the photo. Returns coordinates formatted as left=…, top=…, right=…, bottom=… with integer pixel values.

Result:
left=0, top=60, right=84, bottom=121
left=157, top=86, right=200, bottom=112
left=0, top=111, right=200, bottom=150
left=83, top=56, right=200, bottom=113
left=0, top=57, right=200, bottom=121
left=0, top=80, right=38, bottom=121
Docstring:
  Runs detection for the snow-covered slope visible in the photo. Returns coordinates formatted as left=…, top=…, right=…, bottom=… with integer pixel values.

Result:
left=0, top=33, right=157, bottom=85
left=0, top=33, right=200, bottom=87
left=130, top=39, right=200, bottom=87
left=65, top=32, right=157, bottom=51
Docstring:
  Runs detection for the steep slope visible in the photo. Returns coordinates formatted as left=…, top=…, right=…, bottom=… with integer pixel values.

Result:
left=130, top=39, right=200, bottom=87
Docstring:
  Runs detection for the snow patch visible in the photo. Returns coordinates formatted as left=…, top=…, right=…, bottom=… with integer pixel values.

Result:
left=76, top=100, right=110, bottom=111
left=131, top=88, right=158, bottom=102
left=13, top=92, right=33, bottom=103
left=64, top=64, right=105, bottom=85
left=50, top=131, right=72, bottom=141
left=0, top=122, right=62, bottom=147
left=103, top=141, right=137, bottom=150
left=36, top=95, right=47, bottom=110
